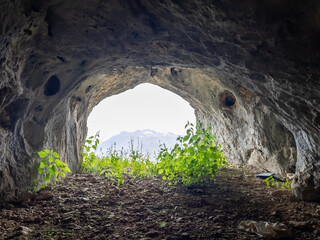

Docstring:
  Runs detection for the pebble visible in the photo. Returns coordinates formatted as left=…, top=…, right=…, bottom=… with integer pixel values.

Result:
left=289, top=220, right=308, bottom=228
left=20, top=226, right=33, bottom=235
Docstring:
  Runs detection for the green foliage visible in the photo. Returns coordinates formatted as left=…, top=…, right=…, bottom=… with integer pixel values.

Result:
left=155, top=121, right=228, bottom=186
left=81, top=133, right=101, bottom=173
left=100, top=156, right=154, bottom=185
left=81, top=133, right=154, bottom=185
left=160, top=221, right=167, bottom=228
left=81, top=122, right=227, bottom=188
left=128, top=137, right=144, bottom=161
left=34, top=149, right=71, bottom=190
left=264, top=176, right=292, bottom=191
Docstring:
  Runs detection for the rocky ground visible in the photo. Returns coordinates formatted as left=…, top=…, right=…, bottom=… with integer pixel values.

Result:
left=1, top=166, right=320, bottom=240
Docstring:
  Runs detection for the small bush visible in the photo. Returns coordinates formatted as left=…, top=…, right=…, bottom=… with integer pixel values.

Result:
left=264, top=176, right=292, bottom=191
left=155, top=121, right=228, bottom=186
left=34, top=149, right=71, bottom=190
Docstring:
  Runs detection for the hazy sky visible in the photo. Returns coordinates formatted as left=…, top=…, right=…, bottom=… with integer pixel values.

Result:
left=87, top=83, right=196, bottom=141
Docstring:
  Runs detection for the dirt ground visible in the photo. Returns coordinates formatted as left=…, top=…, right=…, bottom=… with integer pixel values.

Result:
left=1, top=166, right=320, bottom=240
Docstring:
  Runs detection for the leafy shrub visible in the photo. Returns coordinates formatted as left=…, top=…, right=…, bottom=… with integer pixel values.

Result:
left=34, top=149, right=71, bottom=190
left=81, top=133, right=101, bottom=173
left=155, top=121, right=228, bottom=186
left=264, top=176, right=291, bottom=191
left=100, top=154, right=128, bottom=185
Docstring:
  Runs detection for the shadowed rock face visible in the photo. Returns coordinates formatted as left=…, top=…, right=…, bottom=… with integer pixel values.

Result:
left=0, top=0, right=319, bottom=204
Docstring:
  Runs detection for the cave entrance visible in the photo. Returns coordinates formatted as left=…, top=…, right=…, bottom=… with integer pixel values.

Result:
left=79, top=67, right=297, bottom=175
left=86, top=83, right=196, bottom=158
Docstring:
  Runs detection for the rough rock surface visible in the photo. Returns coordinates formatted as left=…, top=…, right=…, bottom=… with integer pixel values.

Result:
left=0, top=0, right=319, bottom=204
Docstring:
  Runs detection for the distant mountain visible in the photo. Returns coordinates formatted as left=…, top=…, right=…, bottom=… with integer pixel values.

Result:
left=96, top=129, right=179, bottom=160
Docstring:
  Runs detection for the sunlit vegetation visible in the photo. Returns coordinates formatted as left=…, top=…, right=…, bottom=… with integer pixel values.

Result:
left=34, top=150, right=72, bottom=191
left=81, top=121, right=228, bottom=187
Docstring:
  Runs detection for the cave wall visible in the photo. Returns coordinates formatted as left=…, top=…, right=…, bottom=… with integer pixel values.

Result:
left=0, top=0, right=319, bottom=204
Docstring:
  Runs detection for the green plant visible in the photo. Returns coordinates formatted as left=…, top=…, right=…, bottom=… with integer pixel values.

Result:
left=82, top=121, right=228, bottom=188
left=160, top=221, right=167, bottom=228
left=264, top=176, right=292, bottom=191
left=34, top=149, right=71, bottom=190
left=81, top=133, right=154, bottom=185
left=283, top=179, right=292, bottom=190
left=155, top=121, right=228, bottom=186
left=128, top=137, right=144, bottom=161
left=81, top=133, right=101, bottom=173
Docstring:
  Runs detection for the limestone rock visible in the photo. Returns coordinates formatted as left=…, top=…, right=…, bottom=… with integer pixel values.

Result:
left=0, top=0, right=319, bottom=204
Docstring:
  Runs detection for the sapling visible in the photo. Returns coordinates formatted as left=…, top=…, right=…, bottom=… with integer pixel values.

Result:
left=34, top=149, right=71, bottom=191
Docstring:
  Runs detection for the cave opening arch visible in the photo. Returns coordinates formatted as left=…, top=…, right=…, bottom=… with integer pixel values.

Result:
left=86, top=82, right=197, bottom=157
left=68, top=66, right=297, bottom=179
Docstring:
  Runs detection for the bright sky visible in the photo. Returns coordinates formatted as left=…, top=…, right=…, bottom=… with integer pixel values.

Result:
left=87, top=83, right=196, bottom=141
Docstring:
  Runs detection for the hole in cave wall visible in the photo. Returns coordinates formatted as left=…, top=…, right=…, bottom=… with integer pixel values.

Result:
left=224, top=95, right=236, bottom=107
left=44, top=75, right=60, bottom=96
left=219, top=90, right=236, bottom=107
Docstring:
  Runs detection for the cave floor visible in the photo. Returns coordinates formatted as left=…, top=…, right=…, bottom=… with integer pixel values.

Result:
left=1, top=166, right=320, bottom=240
